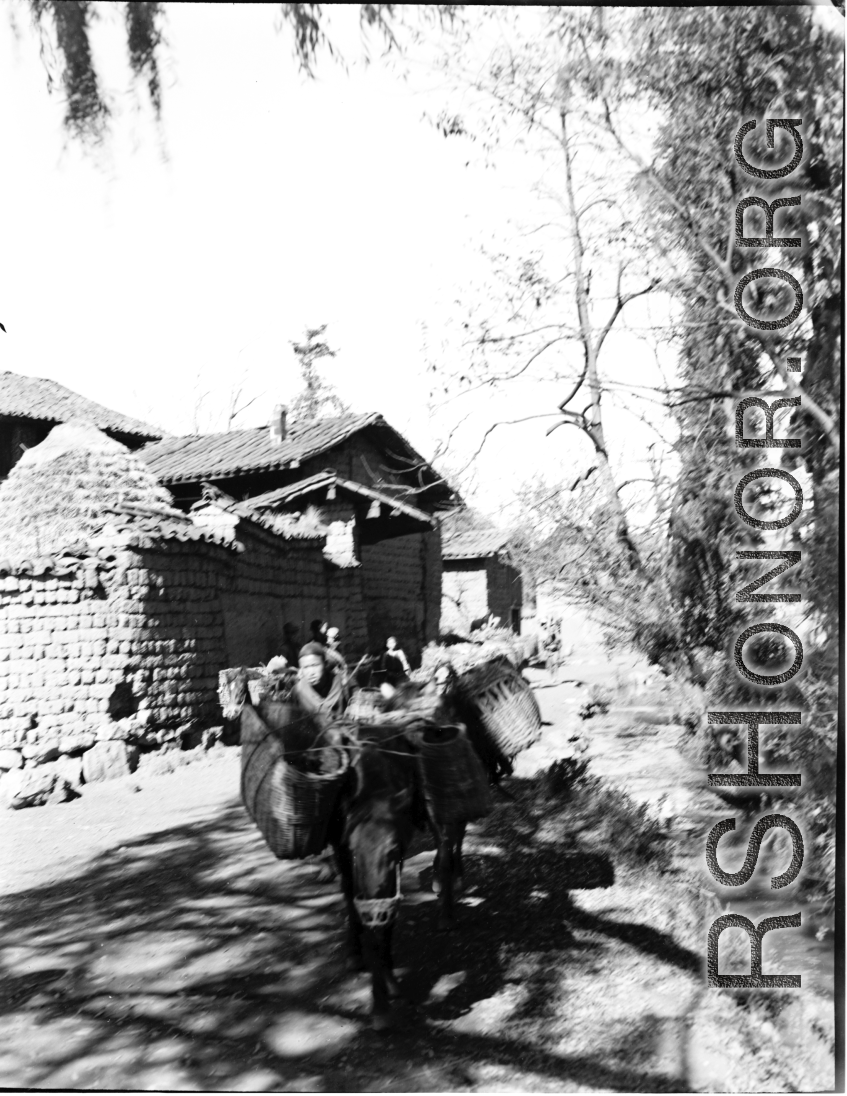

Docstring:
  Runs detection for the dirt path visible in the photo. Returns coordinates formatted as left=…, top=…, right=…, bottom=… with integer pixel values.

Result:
left=0, top=671, right=835, bottom=1092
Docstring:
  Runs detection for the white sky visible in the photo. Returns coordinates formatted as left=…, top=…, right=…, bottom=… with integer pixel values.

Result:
left=1, top=4, right=687, bottom=519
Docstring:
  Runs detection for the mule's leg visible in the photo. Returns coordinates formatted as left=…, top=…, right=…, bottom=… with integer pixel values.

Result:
left=434, top=826, right=457, bottom=930
left=362, top=924, right=396, bottom=1030
left=380, top=921, right=401, bottom=999
left=334, top=844, right=365, bottom=972
left=429, top=819, right=444, bottom=894
left=454, top=821, right=467, bottom=893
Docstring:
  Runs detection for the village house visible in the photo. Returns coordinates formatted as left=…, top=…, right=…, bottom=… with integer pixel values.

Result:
left=0, top=421, right=336, bottom=803
left=440, top=509, right=522, bottom=636
left=189, top=485, right=370, bottom=664
left=0, top=369, right=162, bottom=480
left=141, top=406, right=458, bottom=661
left=1, top=371, right=460, bottom=664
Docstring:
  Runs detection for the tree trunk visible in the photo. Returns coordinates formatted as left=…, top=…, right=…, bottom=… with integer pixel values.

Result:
left=559, top=106, right=645, bottom=575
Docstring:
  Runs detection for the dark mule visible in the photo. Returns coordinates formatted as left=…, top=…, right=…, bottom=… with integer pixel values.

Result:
left=327, top=722, right=426, bottom=1029
left=219, top=669, right=424, bottom=1029
left=383, top=667, right=508, bottom=929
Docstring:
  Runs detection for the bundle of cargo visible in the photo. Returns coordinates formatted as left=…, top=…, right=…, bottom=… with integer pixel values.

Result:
left=246, top=666, right=299, bottom=707
left=416, top=626, right=526, bottom=681
left=345, top=687, right=389, bottom=722
left=239, top=694, right=350, bottom=860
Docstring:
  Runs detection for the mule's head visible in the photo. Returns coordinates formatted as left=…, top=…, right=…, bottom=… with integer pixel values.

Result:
left=344, top=736, right=419, bottom=900
left=348, top=788, right=414, bottom=902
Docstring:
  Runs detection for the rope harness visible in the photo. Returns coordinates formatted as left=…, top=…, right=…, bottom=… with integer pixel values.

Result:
left=353, top=863, right=402, bottom=929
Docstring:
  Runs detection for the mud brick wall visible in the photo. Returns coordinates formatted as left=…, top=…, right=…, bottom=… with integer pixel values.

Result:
left=218, top=521, right=369, bottom=666
left=359, top=528, right=442, bottom=663
left=0, top=539, right=231, bottom=759
left=0, top=525, right=340, bottom=764
left=219, top=523, right=329, bottom=667
left=128, top=543, right=230, bottom=727
left=485, top=558, right=522, bottom=633
left=441, top=557, right=523, bottom=636
left=324, top=565, right=369, bottom=661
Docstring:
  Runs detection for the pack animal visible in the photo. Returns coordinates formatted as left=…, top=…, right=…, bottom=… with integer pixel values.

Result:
left=327, top=722, right=426, bottom=1029
left=382, top=666, right=509, bottom=928
left=218, top=668, right=429, bottom=1029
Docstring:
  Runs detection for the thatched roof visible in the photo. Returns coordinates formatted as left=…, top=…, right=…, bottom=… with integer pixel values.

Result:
left=0, top=420, right=230, bottom=567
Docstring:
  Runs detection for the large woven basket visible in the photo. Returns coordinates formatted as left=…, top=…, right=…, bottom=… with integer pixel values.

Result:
left=416, top=724, right=493, bottom=825
left=456, top=657, right=543, bottom=760
left=240, top=705, right=349, bottom=860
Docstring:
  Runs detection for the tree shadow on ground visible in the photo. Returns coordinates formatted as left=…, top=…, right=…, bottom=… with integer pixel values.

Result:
left=0, top=774, right=699, bottom=1092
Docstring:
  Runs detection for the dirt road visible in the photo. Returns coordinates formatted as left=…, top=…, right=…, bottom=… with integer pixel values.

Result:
left=0, top=671, right=835, bottom=1091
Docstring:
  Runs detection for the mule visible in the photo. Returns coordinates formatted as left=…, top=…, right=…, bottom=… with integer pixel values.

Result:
left=219, top=669, right=425, bottom=1029
left=382, top=669, right=510, bottom=929
left=326, top=722, right=427, bottom=1029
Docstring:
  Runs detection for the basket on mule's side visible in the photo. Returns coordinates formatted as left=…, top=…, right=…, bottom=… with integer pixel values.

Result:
left=455, top=657, right=543, bottom=761
left=240, top=705, right=349, bottom=860
left=415, top=724, right=493, bottom=825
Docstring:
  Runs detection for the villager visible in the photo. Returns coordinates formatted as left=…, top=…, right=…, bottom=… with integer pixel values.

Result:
left=324, top=625, right=348, bottom=671
left=295, top=641, right=349, bottom=724
left=381, top=635, right=411, bottom=685
left=281, top=622, right=301, bottom=667
left=541, top=619, right=563, bottom=676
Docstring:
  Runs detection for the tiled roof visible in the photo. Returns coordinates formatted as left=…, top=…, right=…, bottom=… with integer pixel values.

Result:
left=191, top=485, right=326, bottom=542
left=0, top=370, right=163, bottom=439
left=248, top=470, right=434, bottom=527
left=440, top=508, right=511, bottom=559
left=141, top=412, right=387, bottom=484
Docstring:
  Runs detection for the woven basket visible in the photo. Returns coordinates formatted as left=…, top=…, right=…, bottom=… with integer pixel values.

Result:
left=456, top=658, right=543, bottom=760
left=416, top=724, right=493, bottom=825
left=240, top=705, right=349, bottom=860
